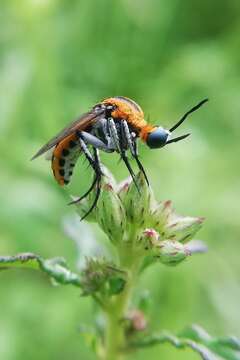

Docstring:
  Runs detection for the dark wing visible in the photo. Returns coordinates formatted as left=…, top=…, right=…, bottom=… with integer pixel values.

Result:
left=31, top=108, right=105, bottom=160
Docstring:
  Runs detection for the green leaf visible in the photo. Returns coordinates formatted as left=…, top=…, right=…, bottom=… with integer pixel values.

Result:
left=0, top=253, right=41, bottom=270
left=129, top=332, right=218, bottom=360
left=216, top=337, right=240, bottom=351
left=129, top=325, right=240, bottom=360
left=180, top=324, right=212, bottom=342
left=181, top=325, right=240, bottom=360
left=108, top=277, right=126, bottom=295
left=0, top=253, right=81, bottom=287
left=39, top=257, right=81, bottom=287
left=135, top=290, right=152, bottom=314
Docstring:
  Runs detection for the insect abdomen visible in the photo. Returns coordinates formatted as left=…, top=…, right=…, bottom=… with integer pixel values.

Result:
left=52, top=134, right=81, bottom=186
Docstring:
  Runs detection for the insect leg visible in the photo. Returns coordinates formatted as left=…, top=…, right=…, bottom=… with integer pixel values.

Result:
left=121, top=120, right=135, bottom=155
left=80, top=131, right=114, bottom=153
left=107, top=117, right=121, bottom=152
left=121, top=150, right=139, bottom=191
left=132, top=140, right=149, bottom=185
left=80, top=148, right=102, bottom=221
left=121, top=120, right=149, bottom=186
left=116, top=120, right=140, bottom=192
left=78, top=133, right=95, bottom=164
left=69, top=133, right=100, bottom=207
left=68, top=173, right=98, bottom=205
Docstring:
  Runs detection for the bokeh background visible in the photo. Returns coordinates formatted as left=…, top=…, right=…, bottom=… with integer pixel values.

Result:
left=0, top=0, right=240, bottom=359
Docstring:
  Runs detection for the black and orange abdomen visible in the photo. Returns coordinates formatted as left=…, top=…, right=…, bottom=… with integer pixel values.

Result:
left=52, top=134, right=81, bottom=186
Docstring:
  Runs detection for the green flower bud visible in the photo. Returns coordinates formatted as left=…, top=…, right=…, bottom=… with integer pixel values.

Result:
left=73, top=167, right=117, bottom=223
left=123, top=172, right=154, bottom=227
left=81, top=257, right=126, bottom=296
left=101, top=165, right=117, bottom=191
left=156, top=240, right=190, bottom=266
left=126, top=309, right=147, bottom=332
left=151, top=200, right=173, bottom=231
left=164, top=215, right=204, bottom=243
left=81, top=257, right=111, bottom=295
left=117, top=178, right=131, bottom=202
left=96, top=181, right=127, bottom=244
left=136, top=228, right=160, bottom=253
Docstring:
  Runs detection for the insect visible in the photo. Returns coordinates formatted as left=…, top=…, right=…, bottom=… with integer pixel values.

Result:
left=32, top=96, right=208, bottom=219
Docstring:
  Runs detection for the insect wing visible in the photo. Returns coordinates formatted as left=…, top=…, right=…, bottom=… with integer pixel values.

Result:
left=31, top=108, right=105, bottom=160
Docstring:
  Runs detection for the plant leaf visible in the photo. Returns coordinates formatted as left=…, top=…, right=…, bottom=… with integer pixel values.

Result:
left=181, top=325, right=240, bottom=360
left=129, top=326, right=240, bottom=360
left=129, top=332, right=219, bottom=360
left=108, top=277, right=126, bottom=295
left=0, top=253, right=81, bottom=287
left=0, top=253, right=41, bottom=270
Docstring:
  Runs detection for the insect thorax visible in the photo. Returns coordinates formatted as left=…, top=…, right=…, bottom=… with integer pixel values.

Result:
left=90, top=117, right=136, bottom=153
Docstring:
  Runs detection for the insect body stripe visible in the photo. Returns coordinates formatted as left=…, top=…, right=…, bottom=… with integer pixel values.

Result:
left=52, top=134, right=81, bottom=186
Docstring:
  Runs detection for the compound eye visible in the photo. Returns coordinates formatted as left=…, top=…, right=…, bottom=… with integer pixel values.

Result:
left=146, top=127, right=170, bottom=149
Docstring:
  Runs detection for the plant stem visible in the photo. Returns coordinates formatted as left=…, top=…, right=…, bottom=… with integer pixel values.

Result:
left=104, top=243, right=141, bottom=360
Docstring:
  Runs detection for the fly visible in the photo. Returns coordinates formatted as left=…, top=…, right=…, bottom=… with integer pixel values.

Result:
left=32, top=96, right=208, bottom=219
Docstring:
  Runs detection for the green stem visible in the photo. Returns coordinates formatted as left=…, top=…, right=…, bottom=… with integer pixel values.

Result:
left=103, top=243, right=141, bottom=360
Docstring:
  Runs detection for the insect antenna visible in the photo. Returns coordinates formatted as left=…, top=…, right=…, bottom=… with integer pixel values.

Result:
left=169, top=99, right=208, bottom=133
left=166, top=133, right=190, bottom=145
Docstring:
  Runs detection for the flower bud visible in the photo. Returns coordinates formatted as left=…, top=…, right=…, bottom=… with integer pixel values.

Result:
left=164, top=215, right=204, bottom=243
left=137, top=228, right=160, bottom=253
left=126, top=309, right=147, bottom=332
left=100, top=165, right=117, bottom=191
left=81, top=257, right=126, bottom=296
left=159, top=240, right=190, bottom=266
left=151, top=200, right=173, bottom=231
left=156, top=240, right=190, bottom=266
left=123, top=172, right=153, bottom=228
left=96, top=182, right=127, bottom=244
left=117, top=177, right=131, bottom=202
left=81, top=257, right=111, bottom=295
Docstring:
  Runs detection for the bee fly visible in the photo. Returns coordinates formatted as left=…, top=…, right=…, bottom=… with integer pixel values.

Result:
left=32, top=96, right=208, bottom=219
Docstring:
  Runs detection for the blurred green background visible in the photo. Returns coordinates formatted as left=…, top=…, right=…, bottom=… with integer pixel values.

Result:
left=0, top=0, right=240, bottom=359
